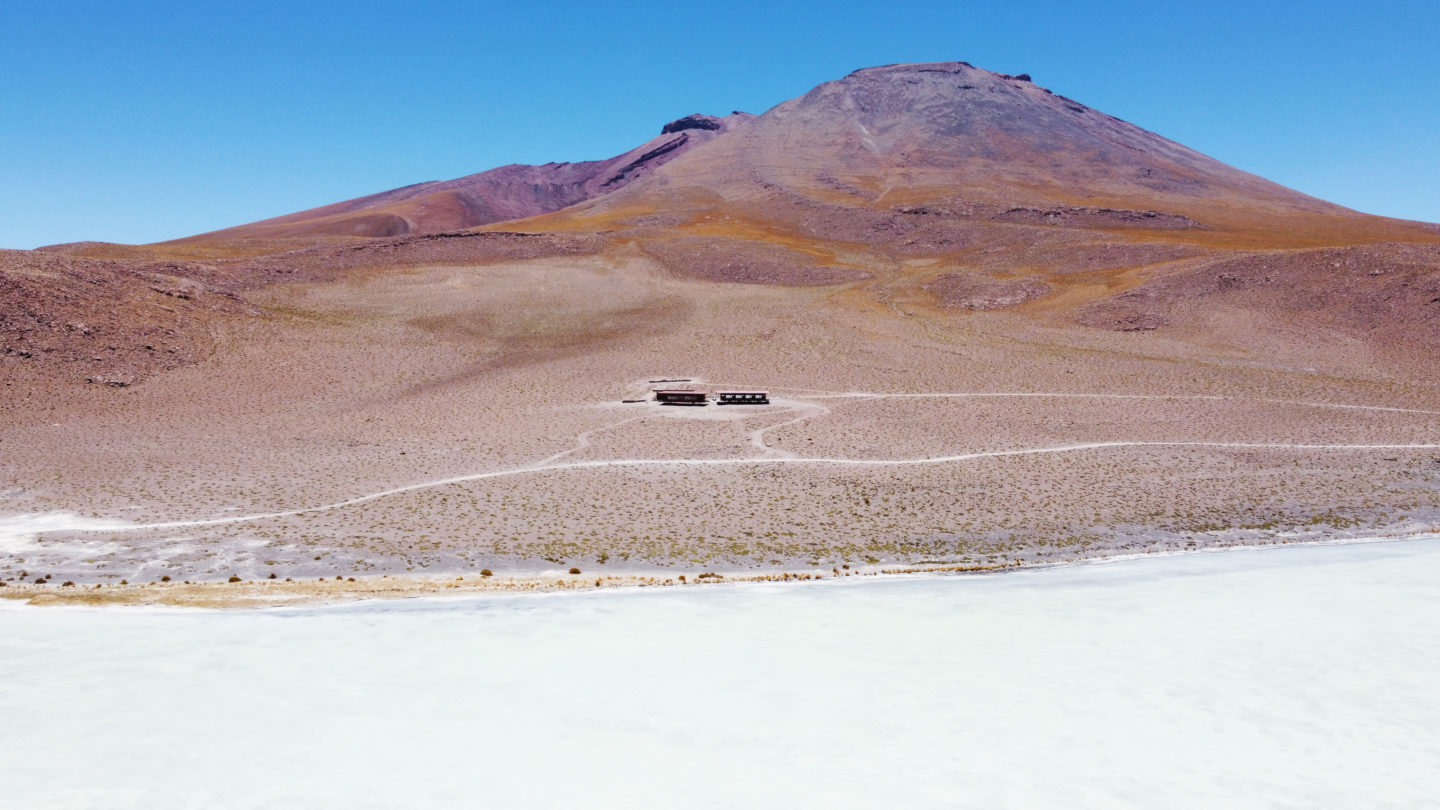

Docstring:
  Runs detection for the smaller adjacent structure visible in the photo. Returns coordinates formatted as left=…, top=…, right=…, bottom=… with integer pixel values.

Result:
left=654, top=389, right=708, bottom=405
left=716, top=390, right=770, bottom=405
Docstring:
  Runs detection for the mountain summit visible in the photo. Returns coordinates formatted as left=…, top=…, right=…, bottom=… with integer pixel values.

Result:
left=188, top=61, right=1392, bottom=248
left=534, top=60, right=1378, bottom=243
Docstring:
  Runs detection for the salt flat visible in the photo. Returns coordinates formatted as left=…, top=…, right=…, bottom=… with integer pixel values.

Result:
left=3, top=539, right=1437, bottom=809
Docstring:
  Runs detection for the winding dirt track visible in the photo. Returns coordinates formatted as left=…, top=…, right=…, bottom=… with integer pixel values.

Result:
left=26, top=390, right=1440, bottom=536
left=748, top=399, right=829, bottom=459
left=787, top=391, right=1440, bottom=417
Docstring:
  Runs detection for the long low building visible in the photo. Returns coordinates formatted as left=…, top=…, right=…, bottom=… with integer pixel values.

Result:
left=654, top=389, right=708, bottom=405
left=716, top=390, right=770, bottom=405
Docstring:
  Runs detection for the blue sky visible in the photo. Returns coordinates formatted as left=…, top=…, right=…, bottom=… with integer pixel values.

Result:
left=2, top=0, right=1436, bottom=249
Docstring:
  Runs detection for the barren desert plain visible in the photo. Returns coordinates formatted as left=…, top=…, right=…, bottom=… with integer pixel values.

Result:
left=4, top=62, right=1440, bottom=608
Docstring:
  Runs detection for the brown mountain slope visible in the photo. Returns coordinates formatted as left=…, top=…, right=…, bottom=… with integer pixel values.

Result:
left=179, top=113, right=752, bottom=243
left=501, top=62, right=1440, bottom=364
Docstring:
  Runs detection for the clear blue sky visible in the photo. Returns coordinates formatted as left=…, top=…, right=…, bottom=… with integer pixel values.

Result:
left=2, top=0, right=1436, bottom=249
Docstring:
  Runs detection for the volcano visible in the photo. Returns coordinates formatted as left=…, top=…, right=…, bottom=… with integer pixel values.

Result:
left=188, top=61, right=1427, bottom=250
left=542, top=62, right=1345, bottom=231
left=9, top=60, right=1440, bottom=381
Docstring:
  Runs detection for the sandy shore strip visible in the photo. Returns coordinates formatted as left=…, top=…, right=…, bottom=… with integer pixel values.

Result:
left=5, top=530, right=1436, bottom=610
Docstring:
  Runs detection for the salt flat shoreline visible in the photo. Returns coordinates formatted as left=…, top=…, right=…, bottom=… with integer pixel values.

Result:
left=4, top=529, right=1436, bottom=611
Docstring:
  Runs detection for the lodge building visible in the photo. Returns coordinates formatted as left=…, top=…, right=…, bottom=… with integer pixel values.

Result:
left=716, top=390, right=770, bottom=405
left=651, top=389, right=771, bottom=405
left=653, top=389, right=708, bottom=405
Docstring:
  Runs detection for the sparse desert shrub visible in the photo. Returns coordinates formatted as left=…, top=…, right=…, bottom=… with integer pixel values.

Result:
left=160, top=575, right=171, bottom=582
left=62, top=581, right=75, bottom=587
left=480, top=569, right=493, bottom=577
left=569, top=567, right=581, bottom=575
left=228, top=575, right=242, bottom=583
left=268, top=573, right=277, bottom=579
left=119, top=580, right=128, bottom=585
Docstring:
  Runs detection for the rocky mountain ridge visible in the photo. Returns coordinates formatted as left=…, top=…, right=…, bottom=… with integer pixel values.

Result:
left=179, top=113, right=753, bottom=242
